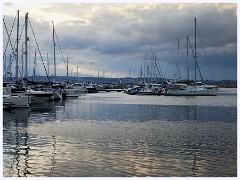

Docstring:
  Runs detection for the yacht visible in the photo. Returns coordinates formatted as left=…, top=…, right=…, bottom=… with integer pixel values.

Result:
left=164, top=82, right=218, bottom=96
left=164, top=18, right=218, bottom=96
left=125, top=83, right=163, bottom=95
left=85, top=83, right=98, bottom=93
left=26, top=88, right=54, bottom=103
left=3, top=82, right=31, bottom=108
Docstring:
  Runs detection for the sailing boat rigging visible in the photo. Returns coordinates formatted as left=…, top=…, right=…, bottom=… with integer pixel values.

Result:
left=164, top=18, right=218, bottom=96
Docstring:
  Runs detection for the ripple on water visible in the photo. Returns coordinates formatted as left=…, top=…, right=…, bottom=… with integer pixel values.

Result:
left=3, top=89, right=237, bottom=177
left=7, top=120, right=233, bottom=177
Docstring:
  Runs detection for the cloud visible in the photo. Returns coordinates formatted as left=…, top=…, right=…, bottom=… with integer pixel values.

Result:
left=3, top=3, right=237, bottom=80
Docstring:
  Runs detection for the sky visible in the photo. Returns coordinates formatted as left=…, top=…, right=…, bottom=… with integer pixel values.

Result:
left=2, top=1, right=238, bottom=81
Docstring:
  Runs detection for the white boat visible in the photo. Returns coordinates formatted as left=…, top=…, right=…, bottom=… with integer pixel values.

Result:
left=3, top=94, right=31, bottom=108
left=71, top=83, right=87, bottom=93
left=52, top=89, right=63, bottom=100
left=64, top=84, right=86, bottom=97
left=165, top=82, right=218, bottom=96
left=51, top=84, right=67, bottom=100
left=137, top=87, right=155, bottom=95
left=126, top=83, right=163, bottom=95
left=64, top=88, right=79, bottom=97
left=85, top=84, right=98, bottom=93
left=26, top=89, right=54, bottom=104
left=128, top=86, right=154, bottom=95
left=3, top=82, right=31, bottom=108
left=164, top=18, right=218, bottom=96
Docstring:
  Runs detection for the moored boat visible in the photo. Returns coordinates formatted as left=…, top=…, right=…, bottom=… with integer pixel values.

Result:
left=164, top=18, right=218, bottom=96
left=164, top=82, right=218, bottom=96
left=26, top=88, right=54, bottom=104
left=85, top=84, right=98, bottom=93
left=3, top=94, right=31, bottom=108
left=3, top=82, right=31, bottom=108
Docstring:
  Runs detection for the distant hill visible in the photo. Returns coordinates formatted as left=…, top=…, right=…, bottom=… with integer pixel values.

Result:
left=4, top=76, right=237, bottom=88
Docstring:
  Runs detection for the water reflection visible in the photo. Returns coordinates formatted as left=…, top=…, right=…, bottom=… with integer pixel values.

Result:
left=192, top=148, right=198, bottom=176
left=3, top=108, right=31, bottom=177
left=3, top=101, right=65, bottom=177
left=3, top=91, right=237, bottom=177
left=51, top=136, right=57, bottom=173
left=61, top=98, right=236, bottom=123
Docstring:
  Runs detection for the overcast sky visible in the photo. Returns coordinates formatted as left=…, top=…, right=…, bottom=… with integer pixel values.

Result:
left=2, top=2, right=237, bottom=81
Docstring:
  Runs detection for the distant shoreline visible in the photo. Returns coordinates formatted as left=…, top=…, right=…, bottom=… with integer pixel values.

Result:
left=3, top=76, right=237, bottom=88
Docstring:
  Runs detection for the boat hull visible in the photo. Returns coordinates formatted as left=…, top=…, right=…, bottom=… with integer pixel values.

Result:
left=3, top=95, right=31, bottom=108
left=65, top=89, right=80, bottom=97
left=26, top=89, right=54, bottom=103
left=165, top=87, right=218, bottom=96
left=86, top=87, right=98, bottom=93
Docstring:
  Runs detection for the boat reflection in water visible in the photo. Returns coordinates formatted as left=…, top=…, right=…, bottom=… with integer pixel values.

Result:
left=3, top=91, right=237, bottom=177
left=3, top=108, right=30, bottom=177
left=3, top=101, right=66, bottom=177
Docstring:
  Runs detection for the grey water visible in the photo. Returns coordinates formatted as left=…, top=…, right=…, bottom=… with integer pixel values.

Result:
left=3, top=88, right=237, bottom=177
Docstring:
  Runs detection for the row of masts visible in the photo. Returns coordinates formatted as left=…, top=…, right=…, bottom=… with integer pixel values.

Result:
left=7, top=10, right=69, bottom=84
left=176, top=36, right=189, bottom=81
left=174, top=18, right=197, bottom=83
left=138, top=18, right=198, bottom=83
left=14, top=11, right=29, bottom=82
left=8, top=11, right=198, bottom=84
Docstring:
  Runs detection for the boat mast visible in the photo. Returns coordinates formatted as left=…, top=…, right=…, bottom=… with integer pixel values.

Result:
left=194, top=18, right=197, bottom=84
left=144, top=54, right=146, bottom=82
left=178, top=38, right=180, bottom=81
left=67, top=52, right=69, bottom=83
left=25, top=12, right=28, bottom=79
left=52, top=21, right=56, bottom=83
left=15, top=10, right=20, bottom=83
left=77, top=66, right=79, bottom=79
left=187, top=36, right=189, bottom=80
left=9, top=53, right=12, bottom=79
left=47, top=53, right=49, bottom=76
left=4, top=54, right=7, bottom=81
left=90, top=61, right=92, bottom=84
left=21, top=42, right=24, bottom=80
left=33, top=49, right=36, bottom=81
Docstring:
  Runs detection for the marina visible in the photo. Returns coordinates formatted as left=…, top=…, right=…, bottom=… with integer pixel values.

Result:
left=2, top=3, right=237, bottom=178
left=3, top=88, right=237, bottom=177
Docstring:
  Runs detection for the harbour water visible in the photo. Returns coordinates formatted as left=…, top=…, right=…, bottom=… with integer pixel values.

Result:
left=3, top=88, right=237, bottom=177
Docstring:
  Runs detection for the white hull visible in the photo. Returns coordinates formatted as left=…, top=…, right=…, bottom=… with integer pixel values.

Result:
left=3, top=95, right=31, bottom=108
left=136, top=92, right=155, bottom=95
left=26, top=89, right=54, bottom=103
left=71, top=86, right=86, bottom=93
left=53, top=90, right=62, bottom=100
left=135, top=89, right=156, bottom=95
left=65, top=89, right=80, bottom=97
left=165, top=86, right=218, bottom=96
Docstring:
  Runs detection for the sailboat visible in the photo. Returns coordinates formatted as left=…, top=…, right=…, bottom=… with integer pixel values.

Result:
left=164, top=18, right=218, bottom=96
left=3, top=82, right=31, bottom=108
left=50, top=21, right=65, bottom=100
left=64, top=54, right=86, bottom=97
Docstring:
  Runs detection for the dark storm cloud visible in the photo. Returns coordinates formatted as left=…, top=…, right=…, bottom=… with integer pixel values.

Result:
left=3, top=3, right=237, bottom=80
left=57, top=4, right=236, bottom=57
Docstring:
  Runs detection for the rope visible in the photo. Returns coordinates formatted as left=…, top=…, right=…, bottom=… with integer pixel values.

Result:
left=155, top=54, right=164, bottom=79
left=28, top=19, right=50, bottom=81
left=3, top=18, right=16, bottom=57
left=172, top=51, right=180, bottom=80
left=188, top=39, right=204, bottom=82
left=18, top=22, right=25, bottom=45
left=178, top=39, right=189, bottom=71
left=196, top=25, right=215, bottom=81
left=54, top=28, right=67, bottom=69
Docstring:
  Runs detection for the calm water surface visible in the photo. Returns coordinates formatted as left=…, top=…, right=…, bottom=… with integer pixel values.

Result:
left=3, top=88, right=237, bottom=177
